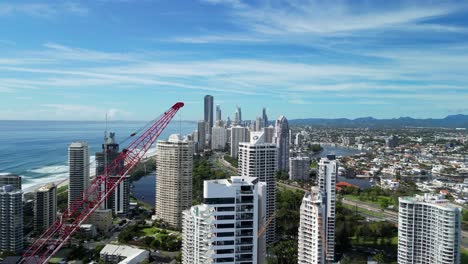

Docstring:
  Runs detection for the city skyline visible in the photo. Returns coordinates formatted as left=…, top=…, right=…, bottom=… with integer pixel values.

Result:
left=1, top=1, right=468, bottom=120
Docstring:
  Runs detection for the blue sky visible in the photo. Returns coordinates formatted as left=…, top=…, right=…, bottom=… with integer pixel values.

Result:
left=0, top=0, right=468, bottom=121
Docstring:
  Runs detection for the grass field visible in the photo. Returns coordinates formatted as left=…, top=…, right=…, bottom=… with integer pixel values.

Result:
left=344, top=194, right=395, bottom=208
left=342, top=203, right=385, bottom=218
left=462, top=248, right=468, bottom=263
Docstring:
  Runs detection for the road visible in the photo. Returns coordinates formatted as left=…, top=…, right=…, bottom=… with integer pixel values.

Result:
left=277, top=181, right=468, bottom=250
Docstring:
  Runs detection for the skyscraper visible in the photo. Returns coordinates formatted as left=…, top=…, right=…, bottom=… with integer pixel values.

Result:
left=95, top=132, right=129, bottom=216
left=155, top=134, right=194, bottom=229
left=233, top=105, right=242, bottom=126
left=230, top=125, right=248, bottom=158
left=68, top=142, right=89, bottom=209
left=273, top=116, right=290, bottom=171
left=239, top=131, right=277, bottom=243
left=298, top=187, right=326, bottom=264
left=0, top=173, right=21, bottom=190
left=318, top=155, right=337, bottom=263
left=255, top=116, right=263, bottom=131
left=182, top=176, right=266, bottom=264
left=197, top=120, right=206, bottom=151
left=0, top=185, right=23, bottom=253
left=398, top=194, right=462, bottom=264
left=34, top=183, right=57, bottom=233
left=215, top=104, right=222, bottom=122
left=204, top=95, right=214, bottom=132
left=211, top=126, right=227, bottom=151
left=263, top=125, right=275, bottom=143
left=262, top=107, right=268, bottom=127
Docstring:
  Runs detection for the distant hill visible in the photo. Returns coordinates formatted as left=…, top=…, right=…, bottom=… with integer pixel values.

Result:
left=289, top=114, right=468, bottom=128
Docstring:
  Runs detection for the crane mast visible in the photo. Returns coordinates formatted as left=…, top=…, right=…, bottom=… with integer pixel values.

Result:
left=22, top=102, right=184, bottom=264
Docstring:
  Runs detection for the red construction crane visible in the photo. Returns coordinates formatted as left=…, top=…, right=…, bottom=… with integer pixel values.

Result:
left=22, top=102, right=184, bottom=264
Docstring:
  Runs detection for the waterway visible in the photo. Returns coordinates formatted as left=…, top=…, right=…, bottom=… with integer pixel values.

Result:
left=131, top=144, right=371, bottom=206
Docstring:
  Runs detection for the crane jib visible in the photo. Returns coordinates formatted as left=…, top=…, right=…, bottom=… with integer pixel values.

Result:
left=21, top=102, right=184, bottom=264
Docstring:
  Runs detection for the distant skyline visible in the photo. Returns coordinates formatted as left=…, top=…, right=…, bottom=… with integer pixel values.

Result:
left=1, top=0, right=468, bottom=121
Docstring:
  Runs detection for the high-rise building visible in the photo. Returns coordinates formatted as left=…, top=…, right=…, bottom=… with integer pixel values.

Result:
left=197, top=120, right=206, bottom=151
left=262, top=107, right=268, bottom=127
left=239, top=131, right=277, bottom=243
left=68, top=142, right=89, bottom=209
left=289, top=156, right=311, bottom=181
left=298, top=187, right=326, bottom=264
left=0, top=173, right=21, bottom=190
left=155, top=134, right=194, bottom=229
left=295, top=133, right=304, bottom=146
left=204, top=95, right=214, bottom=132
left=216, top=104, right=222, bottom=122
left=34, top=183, right=57, bottom=233
left=0, top=185, right=23, bottom=253
left=233, top=105, right=242, bottom=126
left=273, top=116, right=290, bottom=172
left=230, top=126, right=248, bottom=158
left=95, top=132, right=129, bottom=216
left=255, top=116, right=263, bottom=131
left=226, top=116, right=232, bottom=127
left=263, top=125, right=275, bottom=143
left=182, top=176, right=266, bottom=264
left=398, top=194, right=462, bottom=264
left=386, top=135, right=399, bottom=148
left=211, top=126, right=227, bottom=151
left=317, top=155, right=337, bottom=263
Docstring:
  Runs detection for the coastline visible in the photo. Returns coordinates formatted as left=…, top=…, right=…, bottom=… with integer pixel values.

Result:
left=23, top=150, right=158, bottom=194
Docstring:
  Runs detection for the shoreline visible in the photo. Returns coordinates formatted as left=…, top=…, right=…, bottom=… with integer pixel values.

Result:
left=23, top=151, right=157, bottom=194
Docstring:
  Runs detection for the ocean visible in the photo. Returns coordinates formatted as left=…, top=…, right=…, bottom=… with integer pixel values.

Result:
left=0, top=120, right=196, bottom=191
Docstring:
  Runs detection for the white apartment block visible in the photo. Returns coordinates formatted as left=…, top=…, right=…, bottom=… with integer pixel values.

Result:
left=0, top=185, right=23, bottom=253
left=182, top=176, right=266, bottom=264
left=398, top=194, right=462, bottom=264
left=239, top=131, right=277, bottom=244
left=68, top=142, right=89, bottom=209
left=212, top=126, right=228, bottom=151
left=298, top=187, right=326, bottom=264
left=318, top=155, right=337, bottom=263
left=155, top=134, right=194, bottom=229
left=289, top=156, right=311, bottom=181
left=230, top=126, right=248, bottom=158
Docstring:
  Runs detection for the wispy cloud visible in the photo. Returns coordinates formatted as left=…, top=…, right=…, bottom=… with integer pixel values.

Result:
left=0, top=2, right=89, bottom=17
left=42, top=104, right=132, bottom=120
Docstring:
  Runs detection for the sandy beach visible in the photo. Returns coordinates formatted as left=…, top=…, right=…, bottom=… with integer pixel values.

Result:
left=23, top=149, right=158, bottom=194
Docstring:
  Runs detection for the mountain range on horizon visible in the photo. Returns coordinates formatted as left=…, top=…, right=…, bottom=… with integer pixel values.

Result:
left=288, top=114, right=468, bottom=128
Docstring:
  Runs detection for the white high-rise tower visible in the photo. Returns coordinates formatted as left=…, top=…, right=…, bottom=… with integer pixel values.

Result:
left=398, top=194, right=462, bottom=264
left=155, top=134, right=194, bottom=229
left=68, top=142, right=89, bottom=209
left=182, top=176, right=266, bottom=264
left=318, top=155, right=337, bottom=263
left=298, top=187, right=326, bottom=264
left=0, top=185, right=23, bottom=253
left=239, top=131, right=277, bottom=243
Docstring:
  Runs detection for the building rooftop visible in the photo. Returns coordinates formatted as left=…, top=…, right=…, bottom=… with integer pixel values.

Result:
left=400, top=193, right=462, bottom=210
left=37, top=183, right=55, bottom=192
left=100, top=244, right=148, bottom=264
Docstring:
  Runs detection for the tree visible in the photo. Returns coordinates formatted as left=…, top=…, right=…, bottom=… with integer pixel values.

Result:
left=373, top=252, right=385, bottom=263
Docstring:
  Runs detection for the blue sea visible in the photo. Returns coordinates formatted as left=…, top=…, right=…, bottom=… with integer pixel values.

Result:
left=0, top=120, right=196, bottom=191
